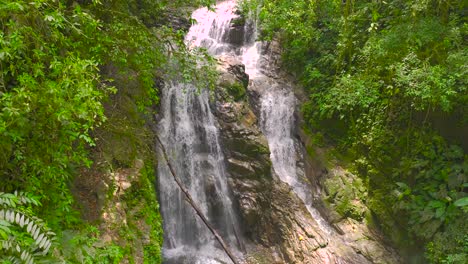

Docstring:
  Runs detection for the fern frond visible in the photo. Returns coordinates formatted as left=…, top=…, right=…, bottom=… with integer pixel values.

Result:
left=0, top=192, right=40, bottom=208
left=0, top=237, right=35, bottom=264
left=0, top=255, right=22, bottom=264
left=0, top=209, right=53, bottom=254
left=0, top=192, right=54, bottom=264
left=0, top=192, right=18, bottom=208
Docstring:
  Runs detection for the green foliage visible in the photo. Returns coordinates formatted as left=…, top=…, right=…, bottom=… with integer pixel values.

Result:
left=122, top=164, right=163, bottom=263
left=394, top=135, right=466, bottom=240
left=426, top=218, right=468, bottom=264
left=257, top=0, right=467, bottom=262
left=225, top=82, right=246, bottom=101
left=237, top=0, right=261, bottom=19
left=0, top=0, right=113, bottom=228
left=60, top=228, right=125, bottom=264
left=0, top=0, right=217, bottom=263
left=0, top=192, right=55, bottom=264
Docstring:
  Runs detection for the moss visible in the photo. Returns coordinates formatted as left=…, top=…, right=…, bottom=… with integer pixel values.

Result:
left=306, top=144, right=318, bottom=160
left=366, top=190, right=404, bottom=244
left=97, top=95, right=150, bottom=168
left=140, top=165, right=164, bottom=263
left=121, top=163, right=163, bottom=263
left=228, top=82, right=246, bottom=101
left=310, top=132, right=325, bottom=147
left=255, top=144, right=270, bottom=155
left=335, top=198, right=365, bottom=221
left=87, top=72, right=163, bottom=263
left=219, top=80, right=246, bottom=101
left=324, top=172, right=367, bottom=221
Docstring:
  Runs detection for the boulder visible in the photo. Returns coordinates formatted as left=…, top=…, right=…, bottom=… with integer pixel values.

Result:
left=222, top=19, right=246, bottom=46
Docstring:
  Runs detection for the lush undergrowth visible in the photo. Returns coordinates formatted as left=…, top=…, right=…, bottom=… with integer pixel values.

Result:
left=248, top=0, right=467, bottom=262
left=0, top=0, right=216, bottom=262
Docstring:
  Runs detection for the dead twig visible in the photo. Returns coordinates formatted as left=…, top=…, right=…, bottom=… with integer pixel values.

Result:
left=155, top=134, right=240, bottom=264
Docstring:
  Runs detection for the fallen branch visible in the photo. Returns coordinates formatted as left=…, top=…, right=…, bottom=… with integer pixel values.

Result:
left=155, top=135, right=240, bottom=264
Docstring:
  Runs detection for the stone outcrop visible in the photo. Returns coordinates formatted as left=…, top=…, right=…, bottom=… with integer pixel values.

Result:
left=214, top=57, right=332, bottom=263
left=213, top=54, right=402, bottom=263
left=223, top=10, right=246, bottom=46
left=224, top=23, right=245, bottom=46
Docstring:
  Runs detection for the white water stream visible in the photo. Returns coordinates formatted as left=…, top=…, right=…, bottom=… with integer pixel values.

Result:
left=158, top=1, right=334, bottom=263
left=158, top=2, right=244, bottom=264
left=235, top=2, right=336, bottom=236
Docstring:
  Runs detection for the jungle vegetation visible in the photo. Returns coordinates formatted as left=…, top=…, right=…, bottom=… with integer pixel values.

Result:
left=0, top=0, right=215, bottom=262
left=1, top=0, right=466, bottom=263
left=247, top=0, right=467, bottom=262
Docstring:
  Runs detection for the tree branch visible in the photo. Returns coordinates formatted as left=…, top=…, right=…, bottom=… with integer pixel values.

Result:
left=155, top=134, right=240, bottom=264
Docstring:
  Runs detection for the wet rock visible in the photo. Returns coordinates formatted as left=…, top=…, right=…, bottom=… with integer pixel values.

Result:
left=223, top=19, right=245, bottom=46
left=297, top=132, right=403, bottom=263
left=228, top=63, right=249, bottom=88
left=216, top=57, right=249, bottom=103
left=218, top=56, right=249, bottom=88
left=213, top=53, right=402, bottom=263
left=213, top=57, right=347, bottom=263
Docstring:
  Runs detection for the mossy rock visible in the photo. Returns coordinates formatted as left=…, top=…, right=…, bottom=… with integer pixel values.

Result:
left=225, top=137, right=269, bottom=157
left=334, top=197, right=366, bottom=221
left=324, top=171, right=368, bottom=221
left=231, top=16, right=246, bottom=27
left=219, top=80, right=246, bottom=101
left=120, top=163, right=163, bottom=263
left=228, top=81, right=246, bottom=100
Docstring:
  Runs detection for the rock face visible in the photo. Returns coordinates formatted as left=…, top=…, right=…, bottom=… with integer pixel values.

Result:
left=213, top=54, right=402, bottom=263
left=224, top=22, right=245, bottom=46
left=223, top=11, right=246, bottom=46
left=214, top=57, right=330, bottom=263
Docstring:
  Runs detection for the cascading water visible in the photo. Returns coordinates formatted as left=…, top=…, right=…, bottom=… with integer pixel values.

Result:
left=159, top=0, right=341, bottom=263
left=237, top=3, right=336, bottom=236
left=259, top=83, right=335, bottom=236
left=186, top=1, right=239, bottom=54
left=237, top=5, right=376, bottom=262
left=157, top=2, right=244, bottom=264
left=158, top=84, right=242, bottom=264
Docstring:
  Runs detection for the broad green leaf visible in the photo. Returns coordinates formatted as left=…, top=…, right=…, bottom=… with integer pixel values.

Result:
left=454, top=197, right=468, bottom=207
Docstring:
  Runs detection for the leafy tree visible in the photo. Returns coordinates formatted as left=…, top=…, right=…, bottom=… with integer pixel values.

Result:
left=254, top=0, right=467, bottom=262
left=1, top=0, right=218, bottom=263
left=0, top=0, right=112, bottom=227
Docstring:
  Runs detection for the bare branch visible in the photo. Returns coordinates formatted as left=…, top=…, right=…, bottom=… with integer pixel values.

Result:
left=155, top=134, right=240, bottom=264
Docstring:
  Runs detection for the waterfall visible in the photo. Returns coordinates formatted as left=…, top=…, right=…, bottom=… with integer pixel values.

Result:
left=236, top=2, right=336, bottom=236
left=158, top=0, right=335, bottom=263
left=157, top=1, right=243, bottom=264
left=158, top=84, right=242, bottom=263
left=258, top=83, right=335, bottom=236
left=186, top=1, right=239, bottom=54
